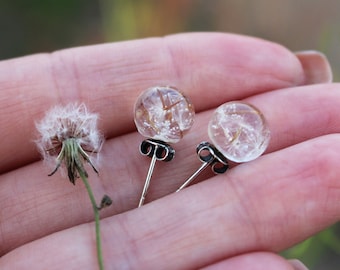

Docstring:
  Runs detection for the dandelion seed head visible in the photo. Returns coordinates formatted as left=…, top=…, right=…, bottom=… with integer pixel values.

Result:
left=35, top=103, right=103, bottom=179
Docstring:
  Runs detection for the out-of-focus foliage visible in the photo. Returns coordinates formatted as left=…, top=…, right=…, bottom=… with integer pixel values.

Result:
left=282, top=223, right=340, bottom=269
left=1, top=0, right=339, bottom=81
left=0, top=1, right=339, bottom=269
left=99, top=0, right=340, bottom=81
left=0, top=0, right=103, bottom=58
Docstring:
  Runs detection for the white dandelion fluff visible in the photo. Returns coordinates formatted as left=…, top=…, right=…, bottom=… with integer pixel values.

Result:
left=35, top=103, right=103, bottom=184
left=35, top=103, right=111, bottom=270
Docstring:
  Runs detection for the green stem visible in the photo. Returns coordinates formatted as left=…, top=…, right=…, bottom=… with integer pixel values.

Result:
left=79, top=169, right=104, bottom=270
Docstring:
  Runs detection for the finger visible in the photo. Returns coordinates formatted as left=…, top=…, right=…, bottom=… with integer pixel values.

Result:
left=246, top=83, right=340, bottom=153
left=1, top=135, right=339, bottom=269
left=201, top=252, right=306, bottom=270
left=117, top=83, right=340, bottom=201
left=295, top=51, right=333, bottom=84
left=0, top=32, right=309, bottom=172
left=2, top=84, right=340, bottom=254
left=108, top=136, right=340, bottom=269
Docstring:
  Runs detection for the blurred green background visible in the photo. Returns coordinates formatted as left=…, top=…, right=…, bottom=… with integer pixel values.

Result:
left=0, top=0, right=339, bottom=81
left=0, top=0, right=339, bottom=269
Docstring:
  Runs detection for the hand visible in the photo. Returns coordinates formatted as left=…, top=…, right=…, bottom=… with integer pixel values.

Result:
left=0, top=33, right=336, bottom=270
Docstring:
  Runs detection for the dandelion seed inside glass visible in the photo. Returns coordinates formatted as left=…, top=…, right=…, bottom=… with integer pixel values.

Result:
left=134, top=86, right=195, bottom=143
left=208, top=102, right=270, bottom=163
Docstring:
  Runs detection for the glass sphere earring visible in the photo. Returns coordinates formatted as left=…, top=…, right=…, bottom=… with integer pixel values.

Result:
left=176, top=101, right=270, bottom=191
left=134, top=86, right=195, bottom=207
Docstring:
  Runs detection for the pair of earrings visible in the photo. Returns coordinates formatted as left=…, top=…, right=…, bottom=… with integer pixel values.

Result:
left=134, top=86, right=270, bottom=207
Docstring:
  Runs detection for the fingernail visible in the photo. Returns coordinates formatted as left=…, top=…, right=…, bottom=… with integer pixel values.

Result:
left=295, top=50, right=333, bottom=84
left=288, top=259, right=309, bottom=270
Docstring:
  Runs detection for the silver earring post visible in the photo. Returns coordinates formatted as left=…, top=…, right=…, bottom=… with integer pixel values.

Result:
left=176, top=101, right=271, bottom=192
left=176, top=142, right=228, bottom=192
left=134, top=86, right=195, bottom=207
left=138, top=139, right=174, bottom=207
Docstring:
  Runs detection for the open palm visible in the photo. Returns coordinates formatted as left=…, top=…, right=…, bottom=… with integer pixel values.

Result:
left=0, top=33, right=337, bottom=270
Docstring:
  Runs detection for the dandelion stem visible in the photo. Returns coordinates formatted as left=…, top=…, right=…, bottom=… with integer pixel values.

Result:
left=78, top=169, right=104, bottom=270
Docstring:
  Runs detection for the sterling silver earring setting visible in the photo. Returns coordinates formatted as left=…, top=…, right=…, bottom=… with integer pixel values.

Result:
left=133, top=85, right=270, bottom=206
left=134, top=86, right=195, bottom=207
left=176, top=101, right=271, bottom=191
